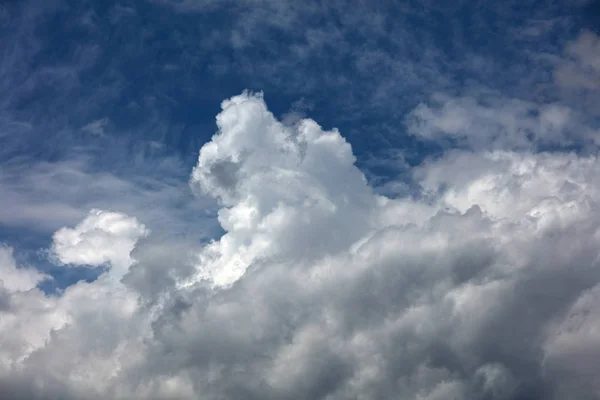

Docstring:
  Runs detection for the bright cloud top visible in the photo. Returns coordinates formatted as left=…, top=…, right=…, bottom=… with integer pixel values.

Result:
left=0, top=92, right=599, bottom=399
left=51, top=209, right=149, bottom=281
left=189, top=92, right=374, bottom=287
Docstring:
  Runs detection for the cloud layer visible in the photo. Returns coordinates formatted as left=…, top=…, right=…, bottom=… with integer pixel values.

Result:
left=1, top=91, right=600, bottom=399
left=2, top=1, right=600, bottom=397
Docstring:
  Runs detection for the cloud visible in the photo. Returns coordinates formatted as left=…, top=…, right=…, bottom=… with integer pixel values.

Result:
left=0, top=153, right=219, bottom=248
left=0, top=245, right=47, bottom=293
left=550, top=30, right=600, bottom=119
left=0, top=0, right=586, bottom=199
left=543, top=284, right=600, bottom=398
left=51, top=209, right=149, bottom=282
left=404, top=91, right=597, bottom=150
left=0, top=93, right=600, bottom=399
left=81, top=118, right=110, bottom=137
left=554, top=30, right=600, bottom=90
left=1, top=0, right=599, bottom=398
left=144, top=0, right=583, bottom=173
left=188, top=92, right=374, bottom=287
left=416, top=150, right=600, bottom=219
left=0, top=210, right=150, bottom=399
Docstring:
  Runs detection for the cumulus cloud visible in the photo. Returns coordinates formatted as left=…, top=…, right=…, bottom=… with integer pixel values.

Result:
left=0, top=245, right=47, bottom=293
left=2, top=0, right=600, bottom=398
left=188, top=92, right=374, bottom=287
left=1, top=93, right=600, bottom=399
left=0, top=209, right=149, bottom=399
left=51, top=209, right=149, bottom=282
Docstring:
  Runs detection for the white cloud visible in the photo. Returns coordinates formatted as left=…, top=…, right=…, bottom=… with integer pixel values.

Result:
left=1, top=93, right=600, bottom=399
left=405, top=91, right=594, bottom=150
left=188, top=92, right=375, bottom=287
left=51, top=209, right=149, bottom=282
left=0, top=245, right=47, bottom=293
left=1, top=0, right=598, bottom=397
left=416, top=150, right=600, bottom=221
left=0, top=210, right=151, bottom=394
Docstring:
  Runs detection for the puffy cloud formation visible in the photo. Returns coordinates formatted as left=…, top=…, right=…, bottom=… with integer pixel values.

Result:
left=189, top=93, right=374, bottom=287
left=0, top=246, right=47, bottom=293
left=1, top=92, right=600, bottom=399
left=405, top=92, right=595, bottom=149
left=51, top=209, right=149, bottom=282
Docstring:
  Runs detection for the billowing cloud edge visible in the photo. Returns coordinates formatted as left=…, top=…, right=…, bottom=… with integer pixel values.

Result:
left=0, top=91, right=599, bottom=399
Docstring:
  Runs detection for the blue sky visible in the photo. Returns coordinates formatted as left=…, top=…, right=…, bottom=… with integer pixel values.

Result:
left=2, top=0, right=593, bottom=241
left=2, top=1, right=600, bottom=399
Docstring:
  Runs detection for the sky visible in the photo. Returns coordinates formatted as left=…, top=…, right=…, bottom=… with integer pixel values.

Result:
left=1, top=0, right=600, bottom=399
